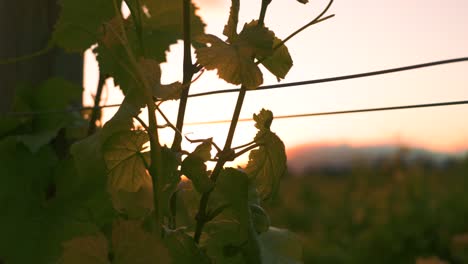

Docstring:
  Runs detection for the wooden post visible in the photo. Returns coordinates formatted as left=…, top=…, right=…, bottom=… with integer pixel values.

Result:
left=0, top=0, right=83, bottom=113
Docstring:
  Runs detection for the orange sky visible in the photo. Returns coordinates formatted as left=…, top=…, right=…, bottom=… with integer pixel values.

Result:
left=84, top=0, right=468, bottom=164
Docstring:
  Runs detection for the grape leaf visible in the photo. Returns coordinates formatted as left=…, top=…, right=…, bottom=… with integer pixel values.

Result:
left=53, top=0, right=116, bottom=51
left=237, top=21, right=275, bottom=58
left=223, top=0, right=240, bottom=42
left=244, top=109, right=287, bottom=200
left=214, top=168, right=250, bottom=223
left=192, top=139, right=213, bottom=161
left=259, top=227, right=303, bottom=263
left=181, top=155, right=213, bottom=194
left=138, top=0, right=206, bottom=59
left=110, top=186, right=153, bottom=219
left=94, top=0, right=205, bottom=96
left=69, top=100, right=142, bottom=221
left=102, top=97, right=142, bottom=135
left=155, top=82, right=184, bottom=101
left=93, top=43, right=136, bottom=96
left=0, top=91, right=32, bottom=137
left=58, top=234, right=109, bottom=264
left=164, top=228, right=211, bottom=264
left=195, top=34, right=263, bottom=89
left=70, top=98, right=141, bottom=188
left=112, top=220, right=171, bottom=263
left=0, top=140, right=109, bottom=263
left=259, top=37, right=293, bottom=80
left=253, top=108, right=273, bottom=130
left=103, top=130, right=151, bottom=193
left=13, top=78, right=83, bottom=152
left=16, top=127, right=63, bottom=153
left=59, top=220, right=171, bottom=264
left=203, top=220, right=246, bottom=264
left=195, top=21, right=276, bottom=89
left=209, top=168, right=262, bottom=263
left=181, top=141, right=213, bottom=194
left=137, top=58, right=161, bottom=90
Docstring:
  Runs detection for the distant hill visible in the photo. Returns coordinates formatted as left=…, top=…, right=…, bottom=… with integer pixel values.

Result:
left=287, top=144, right=466, bottom=175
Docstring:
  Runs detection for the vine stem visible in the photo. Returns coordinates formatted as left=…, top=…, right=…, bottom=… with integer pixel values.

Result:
left=167, top=0, right=196, bottom=230
left=0, top=42, right=53, bottom=65
left=193, top=0, right=272, bottom=244
left=172, top=0, right=195, bottom=152
left=87, top=75, right=107, bottom=136
left=112, top=0, right=164, bottom=236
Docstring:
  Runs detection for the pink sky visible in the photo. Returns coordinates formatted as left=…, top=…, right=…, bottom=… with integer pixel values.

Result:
left=84, top=0, right=468, bottom=163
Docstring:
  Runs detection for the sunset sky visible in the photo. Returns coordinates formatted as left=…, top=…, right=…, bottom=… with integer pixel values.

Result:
left=84, top=0, right=468, bottom=164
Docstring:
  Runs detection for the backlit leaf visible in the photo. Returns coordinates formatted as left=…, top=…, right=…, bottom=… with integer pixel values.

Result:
left=103, top=130, right=151, bottom=193
left=181, top=155, right=213, bottom=194
left=259, top=37, right=293, bottom=80
left=138, top=57, right=162, bottom=90
left=154, top=82, right=184, bottom=101
left=237, top=21, right=275, bottom=58
left=253, top=109, right=273, bottom=130
left=196, top=21, right=276, bottom=89
left=181, top=141, right=213, bottom=194
left=195, top=34, right=263, bottom=89
left=139, top=0, right=206, bottom=60
left=223, top=0, right=240, bottom=42
left=245, top=109, right=287, bottom=200
left=192, top=139, right=213, bottom=161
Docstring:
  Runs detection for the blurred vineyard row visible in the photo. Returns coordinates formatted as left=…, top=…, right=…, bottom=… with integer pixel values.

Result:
left=267, top=149, right=468, bottom=263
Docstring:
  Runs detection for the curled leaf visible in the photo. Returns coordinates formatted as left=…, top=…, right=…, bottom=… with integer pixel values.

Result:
left=237, top=20, right=275, bottom=58
left=253, top=109, right=273, bottom=130
left=260, top=37, right=293, bottom=80
left=181, top=141, right=214, bottom=194
left=245, top=109, right=287, bottom=200
left=181, top=155, right=213, bottom=194
left=192, top=139, right=213, bottom=161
